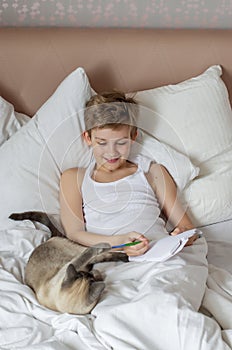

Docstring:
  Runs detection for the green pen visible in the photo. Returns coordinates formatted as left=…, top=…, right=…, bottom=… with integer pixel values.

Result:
left=112, top=241, right=142, bottom=249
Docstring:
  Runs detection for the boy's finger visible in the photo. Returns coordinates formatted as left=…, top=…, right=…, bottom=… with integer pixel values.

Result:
left=185, top=233, right=199, bottom=246
left=125, top=242, right=148, bottom=256
left=170, top=228, right=181, bottom=236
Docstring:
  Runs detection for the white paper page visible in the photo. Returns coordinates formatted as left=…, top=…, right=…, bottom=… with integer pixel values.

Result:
left=129, top=229, right=201, bottom=262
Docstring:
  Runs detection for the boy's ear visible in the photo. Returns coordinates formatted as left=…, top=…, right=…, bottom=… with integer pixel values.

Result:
left=131, top=129, right=138, bottom=142
left=83, top=131, right=92, bottom=145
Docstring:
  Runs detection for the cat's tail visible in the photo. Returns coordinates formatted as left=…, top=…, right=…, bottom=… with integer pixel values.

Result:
left=9, top=211, right=65, bottom=237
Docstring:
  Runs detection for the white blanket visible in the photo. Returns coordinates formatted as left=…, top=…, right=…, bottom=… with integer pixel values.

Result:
left=0, top=221, right=232, bottom=350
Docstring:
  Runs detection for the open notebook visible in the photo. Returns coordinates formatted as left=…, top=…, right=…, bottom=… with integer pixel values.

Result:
left=129, top=229, right=202, bottom=263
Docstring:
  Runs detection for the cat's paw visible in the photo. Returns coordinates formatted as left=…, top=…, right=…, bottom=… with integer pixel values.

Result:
left=92, top=242, right=111, bottom=254
left=92, top=269, right=103, bottom=281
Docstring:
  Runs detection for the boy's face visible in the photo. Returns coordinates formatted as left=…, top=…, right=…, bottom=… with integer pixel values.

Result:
left=83, top=125, right=137, bottom=172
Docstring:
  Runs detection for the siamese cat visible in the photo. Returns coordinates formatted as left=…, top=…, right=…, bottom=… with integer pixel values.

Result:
left=9, top=211, right=128, bottom=314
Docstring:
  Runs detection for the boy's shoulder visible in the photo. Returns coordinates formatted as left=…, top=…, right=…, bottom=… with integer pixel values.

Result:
left=148, top=162, right=166, bottom=176
left=62, top=167, right=78, bottom=178
left=61, top=167, right=86, bottom=187
left=62, top=167, right=86, bottom=175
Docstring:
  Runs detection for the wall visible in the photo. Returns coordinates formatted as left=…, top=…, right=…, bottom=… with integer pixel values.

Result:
left=0, top=0, right=232, bottom=28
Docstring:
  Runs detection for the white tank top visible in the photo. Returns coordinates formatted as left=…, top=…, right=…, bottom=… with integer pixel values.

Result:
left=81, top=155, right=168, bottom=241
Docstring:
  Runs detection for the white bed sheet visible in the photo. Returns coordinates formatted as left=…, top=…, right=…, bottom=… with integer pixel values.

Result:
left=200, top=219, right=232, bottom=273
left=0, top=219, right=232, bottom=350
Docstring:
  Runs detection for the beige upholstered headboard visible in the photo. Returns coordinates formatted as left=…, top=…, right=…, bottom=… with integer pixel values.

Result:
left=0, top=28, right=232, bottom=116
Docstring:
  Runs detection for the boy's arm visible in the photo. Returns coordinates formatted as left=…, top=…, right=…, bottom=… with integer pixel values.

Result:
left=59, top=168, right=146, bottom=250
left=147, top=163, right=197, bottom=245
left=59, top=168, right=85, bottom=239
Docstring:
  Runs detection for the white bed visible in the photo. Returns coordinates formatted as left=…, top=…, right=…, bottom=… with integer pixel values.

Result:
left=201, top=220, right=232, bottom=273
left=1, top=219, right=232, bottom=350
left=1, top=28, right=232, bottom=350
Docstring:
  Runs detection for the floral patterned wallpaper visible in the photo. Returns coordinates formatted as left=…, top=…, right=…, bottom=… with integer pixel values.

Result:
left=0, top=0, right=232, bottom=28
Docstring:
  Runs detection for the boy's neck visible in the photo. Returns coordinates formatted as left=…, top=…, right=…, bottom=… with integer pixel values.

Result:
left=92, top=160, right=137, bottom=183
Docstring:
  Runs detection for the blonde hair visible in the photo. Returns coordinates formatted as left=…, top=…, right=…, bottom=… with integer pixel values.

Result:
left=84, top=91, right=137, bottom=138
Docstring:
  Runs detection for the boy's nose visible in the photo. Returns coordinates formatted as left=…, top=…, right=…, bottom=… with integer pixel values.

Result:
left=108, top=142, right=117, bottom=156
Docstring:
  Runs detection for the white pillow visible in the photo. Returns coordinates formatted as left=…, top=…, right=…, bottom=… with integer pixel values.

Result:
left=0, top=67, right=198, bottom=227
left=15, top=112, right=31, bottom=125
left=0, top=67, right=93, bottom=225
left=133, top=65, right=232, bottom=226
left=130, top=129, right=198, bottom=192
left=0, top=96, right=30, bottom=146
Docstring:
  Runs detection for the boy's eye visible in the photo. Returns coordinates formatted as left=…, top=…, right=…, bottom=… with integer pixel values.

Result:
left=117, top=140, right=128, bottom=146
left=96, top=139, right=129, bottom=146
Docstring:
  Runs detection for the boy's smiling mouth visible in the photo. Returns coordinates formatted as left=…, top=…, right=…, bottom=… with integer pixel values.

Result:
left=105, top=158, right=120, bottom=163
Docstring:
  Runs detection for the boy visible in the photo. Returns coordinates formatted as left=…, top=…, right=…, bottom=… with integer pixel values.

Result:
left=60, top=91, right=197, bottom=256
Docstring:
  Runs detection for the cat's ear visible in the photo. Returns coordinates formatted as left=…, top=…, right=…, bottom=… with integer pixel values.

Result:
left=61, top=264, right=79, bottom=288
left=88, top=281, right=105, bottom=304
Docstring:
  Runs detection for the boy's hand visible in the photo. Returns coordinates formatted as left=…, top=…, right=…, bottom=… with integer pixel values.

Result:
left=123, top=232, right=149, bottom=256
left=170, top=227, right=198, bottom=246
